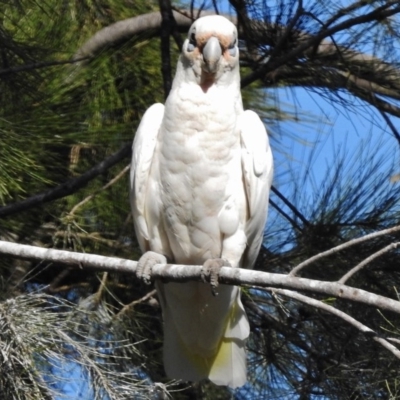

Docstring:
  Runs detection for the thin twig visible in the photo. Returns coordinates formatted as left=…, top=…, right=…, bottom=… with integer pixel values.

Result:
left=339, top=242, right=400, bottom=284
left=53, top=231, right=128, bottom=248
left=47, top=268, right=73, bottom=293
left=269, top=198, right=303, bottom=232
left=265, top=0, right=304, bottom=62
left=0, top=144, right=131, bottom=219
left=48, top=282, right=91, bottom=294
left=290, top=225, right=400, bottom=276
left=68, top=164, right=130, bottom=217
left=115, top=289, right=158, bottom=319
left=93, top=272, right=109, bottom=305
left=379, top=109, right=400, bottom=146
left=266, top=287, right=400, bottom=360
left=271, top=185, right=309, bottom=226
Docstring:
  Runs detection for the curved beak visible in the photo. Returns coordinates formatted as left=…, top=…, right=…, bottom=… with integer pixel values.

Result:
left=202, top=36, right=222, bottom=74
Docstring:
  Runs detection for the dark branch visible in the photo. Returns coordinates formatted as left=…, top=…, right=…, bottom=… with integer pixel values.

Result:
left=0, top=58, right=88, bottom=76
left=0, top=144, right=131, bottom=219
left=159, top=0, right=174, bottom=98
left=271, top=185, right=310, bottom=226
left=269, top=198, right=304, bottom=232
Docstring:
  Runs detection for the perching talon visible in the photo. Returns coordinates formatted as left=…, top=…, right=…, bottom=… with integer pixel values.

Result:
left=137, top=251, right=167, bottom=285
left=202, top=258, right=231, bottom=296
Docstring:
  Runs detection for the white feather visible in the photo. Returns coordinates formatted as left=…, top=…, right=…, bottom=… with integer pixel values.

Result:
left=130, top=15, right=273, bottom=388
left=240, top=110, right=274, bottom=269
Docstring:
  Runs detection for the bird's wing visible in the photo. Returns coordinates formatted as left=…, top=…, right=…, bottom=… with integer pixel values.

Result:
left=130, top=103, right=164, bottom=252
left=240, top=110, right=273, bottom=268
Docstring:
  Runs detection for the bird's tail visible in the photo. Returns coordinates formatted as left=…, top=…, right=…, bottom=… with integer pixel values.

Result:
left=158, top=281, right=249, bottom=388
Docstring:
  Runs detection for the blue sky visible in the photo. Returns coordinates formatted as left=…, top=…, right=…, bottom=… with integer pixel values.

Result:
left=264, top=84, right=400, bottom=251
left=272, top=85, right=399, bottom=192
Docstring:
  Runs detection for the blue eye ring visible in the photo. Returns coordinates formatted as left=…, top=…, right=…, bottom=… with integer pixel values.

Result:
left=187, top=31, right=196, bottom=52
left=228, top=39, right=238, bottom=57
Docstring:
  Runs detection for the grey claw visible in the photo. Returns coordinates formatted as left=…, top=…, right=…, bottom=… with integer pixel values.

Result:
left=202, top=258, right=231, bottom=296
left=137, top=251, right=167, bottom=285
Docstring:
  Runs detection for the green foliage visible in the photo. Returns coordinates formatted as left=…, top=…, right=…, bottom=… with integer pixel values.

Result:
left=0, top=0, right=163, bottom=250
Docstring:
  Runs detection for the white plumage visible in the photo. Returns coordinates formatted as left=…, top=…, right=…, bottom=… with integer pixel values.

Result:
left=130, top=15, right=273, bottom=388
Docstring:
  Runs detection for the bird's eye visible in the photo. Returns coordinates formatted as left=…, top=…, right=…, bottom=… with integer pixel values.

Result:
left=187, top=31, right=196, bottom=52
left=228, top=39, right=238, bottom=56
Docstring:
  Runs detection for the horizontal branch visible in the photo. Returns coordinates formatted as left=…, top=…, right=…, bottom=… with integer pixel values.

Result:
left=262, top=69, right=400, bottom=118
left=1, top=240, right=400, bottom=316
left=73, top=10, right=215, bottom=61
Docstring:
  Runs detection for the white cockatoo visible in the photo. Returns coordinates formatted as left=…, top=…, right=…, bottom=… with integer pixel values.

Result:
left=130, top=15, right=273, bottom=388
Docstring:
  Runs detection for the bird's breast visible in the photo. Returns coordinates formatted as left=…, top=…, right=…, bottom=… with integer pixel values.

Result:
left=155, top=87, right=246, bottom=263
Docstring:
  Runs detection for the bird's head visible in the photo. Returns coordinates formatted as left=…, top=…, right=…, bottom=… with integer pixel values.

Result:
left=180, top=15, right=239, bottom=91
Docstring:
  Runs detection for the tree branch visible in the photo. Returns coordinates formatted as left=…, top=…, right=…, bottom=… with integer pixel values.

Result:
left=67, top=164, right=130, bottom=218
left=271, top=185, right=310, bottom=226
left=0, top=144, right=131, bottom=219
left=69, top=7, right=400, bottom=122
left=259, top=67, right=400, bottom=118
left=290, top=224, right=400, bottom=276
left=159, top=0, right=175, bottom=98
left=267, top=287, right=400, bottom=360
left=73, top=10, right=215, bottom=62
left=1, top=239, right=400, bottom=315
left=269, top=198, right=304, bottom=232
left=338, top=242, right=400, bottom=284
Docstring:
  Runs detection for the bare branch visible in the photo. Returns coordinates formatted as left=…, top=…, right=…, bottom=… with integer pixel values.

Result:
left=115, top=289, right=158, bottom=319
left=259, top=66, right=400, bottom=118
left=73, top=10, right=216, bottom=62
left=290, top=224, right=400, bottom=276
left=261, top=68, right=400, bottom=118
left=324, top=0, right=384, bottom=28
left=1, top=240, right=400, bottom=315
left=351, top=88, right=400, bottom=118
left=267, top=288, right=400, bottom=360
left=339, top=242, right=400, bottom=284
left=68, top=164, right=130, bottom=217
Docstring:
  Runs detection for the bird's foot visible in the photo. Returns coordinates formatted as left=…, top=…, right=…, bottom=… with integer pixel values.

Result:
left=201, top=258, right=231, bottom=296
left=136, top=251, right=167, bottom=285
